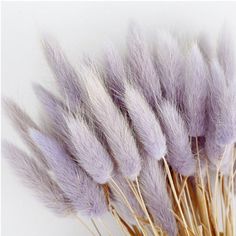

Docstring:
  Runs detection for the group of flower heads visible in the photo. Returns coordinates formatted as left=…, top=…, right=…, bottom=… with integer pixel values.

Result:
left=2, top=24, right=236, bottom=236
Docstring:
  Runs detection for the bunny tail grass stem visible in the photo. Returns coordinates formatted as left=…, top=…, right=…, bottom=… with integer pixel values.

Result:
left=213, top=151, right=226, bottom=236
left=125, top=180, right=165, bottom=235
left=111, top=210, right=130, bottom=236
left=75, top=216, right=97, bottom=236
left=225, top=154, right=235, bottom=236
left=125, top=179, right=160, bottom=236
left=112, top=208, right=139, bottom=236
left=220, top=176, right=227, bottom=235
left=162, top=157, right=190, bottom=236
left=185, top=180, right=200, bottom=235
left=125, top=179, right=141, bottom=206
left=91, top=219, right=102, bottom=236
left=232, top=173, right=235, bottom=236
left=206, top=163, right=213, bottom=200
left=172, top=173, right=195, bottom=235
left=109, top=178, right=146, bottom=235
left=97, top=218, right=113, bottom=236
left=231, top=156, right=235, bottom=236
left=178, top=175, right=195, bottom=232
left=135, top=177, right=159, bottom=236
left=195, top=137, right=212, bottom=236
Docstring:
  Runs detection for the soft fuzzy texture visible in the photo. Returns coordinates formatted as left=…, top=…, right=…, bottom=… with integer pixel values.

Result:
left=33, top=84, right=68, bottom=139
left=77, top=65, right=141, bottom=180
left=2, top=99, right=49, bottom=169
left=154, top=31, right=184, bottom=104
left=139, top=157, right=177, bottom=236
left=126, top=24, right=162, bottom=107
left=2, top=141, right=74, bottom=215
left=124, top=83, right=167, bottom=160
left=42, top=38, right=82, bottom=112
left=205, top=134, right=225, bottom=165
left=30, top=129, right=107, bottom=217
left=207, top=59, right=235, bottom=146
left=160, top=101, right=196, bottom=176
left=64, top=113, right=114, bottom=184
left=3, top=25, right=236, bottom=235
left=184, top=44, right=208, bottom=136
left=110, top=174, right=145, bottom=225
left=104, top=43, right=126, bottom=107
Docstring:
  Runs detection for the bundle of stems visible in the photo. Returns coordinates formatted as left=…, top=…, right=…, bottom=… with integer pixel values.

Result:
left=2, top=24, right=236, bottom=236
left=107, top=146, right=235, bottom=236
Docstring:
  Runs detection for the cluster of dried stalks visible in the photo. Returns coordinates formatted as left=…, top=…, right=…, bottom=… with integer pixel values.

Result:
left=2, top=24, right=236, bottom=236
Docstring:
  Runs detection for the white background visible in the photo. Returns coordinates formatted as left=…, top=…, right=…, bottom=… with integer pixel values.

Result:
left=2, top=2, right=236, bottom=236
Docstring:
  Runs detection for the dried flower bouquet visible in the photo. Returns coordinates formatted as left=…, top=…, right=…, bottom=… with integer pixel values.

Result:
left=3, top=24, right=236, bottom=236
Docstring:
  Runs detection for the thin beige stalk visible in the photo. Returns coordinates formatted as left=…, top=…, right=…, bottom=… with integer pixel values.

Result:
left=135, top=177, right=159, bottom=236
left=185, top=182, right=200, bottom=235
left=179, top=175, right=195, bottom=233
left=75, top=216, right=97, bottom=236
left=111, top=209, right=130, bottom=236
left=97, top=218, right=113, bottom=236
left=109, top=178, right=146, bottom=235
left=162, top=157, right=190, bottom=236
left=195, top=137, right=212, bottom=236
left=91, top=219, right=102, bottom=236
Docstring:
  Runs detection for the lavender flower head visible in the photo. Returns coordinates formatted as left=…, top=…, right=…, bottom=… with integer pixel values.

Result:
left=126, top=24, right=162, bottom=106
left=208, top=59, right=235, bottom=146
left=184, top=43, right=208, bottom=136
left=160, top=101, right=197, bottom=176
left=64, top=113, right=114, bottom=184
left=77, top=65, right=141, bottom=180
left=29, top=129, right=107, bottom=217
left=3, top=25, right=236, bottom=236
left=2, top=141, right=74, bottom=216
left=155, top=31, right=184, bottom=104
left=124, top=83, right=167, bottom=160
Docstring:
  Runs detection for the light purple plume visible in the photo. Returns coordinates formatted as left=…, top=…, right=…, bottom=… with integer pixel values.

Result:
left=160, top=101, right=196, bottom=176
left=208, top=59, right=235, bottom=145
left=126, top=24, right=162, bottom=106
left=64, top=113, right=114, bottom=184
left=110, top=174, right=145, bottom=225
left=104, top=43, right=126, bottom=107
left=29, top=129, right=107, bottom=218
left=33, top=83, right=106, bottom=161
left=78, top=66, right=141, bottom=180
left=184, top=44, right=208, bottom=136
left=217, top=25, right=235, bottom=85
left=155, top=31, right=184, bottom=104
left=33, top=84, right=93, bottom=167
left=42, top=38, right=82, bottom=111
left=2, top=141, right=74, bottom=215
left=33, top=84, right=68, bottom=140
left=217, top=26, right=236, bottom=134
left=2, top=99, right=48, bottom=169
left=124, top=84, right=167, bottom=160
left=139, top=157, right=177, bottom=236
